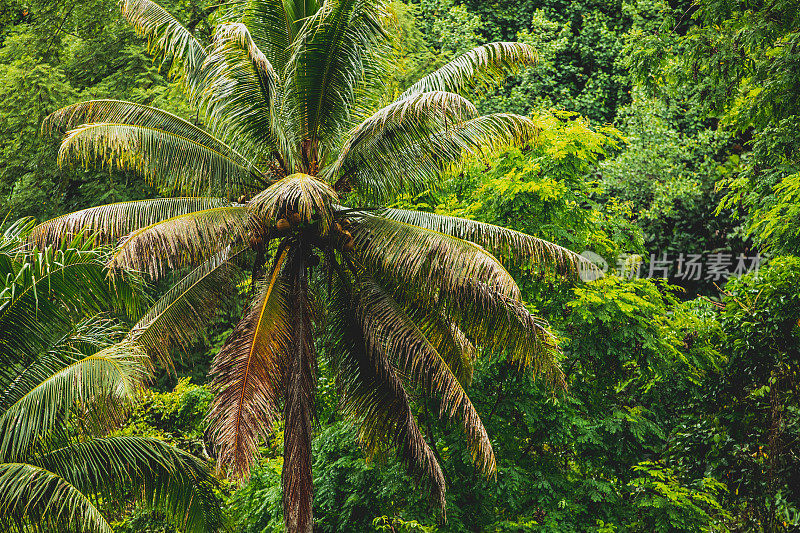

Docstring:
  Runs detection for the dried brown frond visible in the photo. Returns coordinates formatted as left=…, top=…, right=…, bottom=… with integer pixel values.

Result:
left=208, top=249, right=292, bottom=478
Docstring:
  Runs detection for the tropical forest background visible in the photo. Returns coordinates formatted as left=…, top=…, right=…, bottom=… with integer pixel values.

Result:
left=1, top=0, right=799, bottom=531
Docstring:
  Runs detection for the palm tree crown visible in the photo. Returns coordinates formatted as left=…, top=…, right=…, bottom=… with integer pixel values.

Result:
left=0, top=219, right=222, bottom=532
left=34, top=0, right=595, bottom=530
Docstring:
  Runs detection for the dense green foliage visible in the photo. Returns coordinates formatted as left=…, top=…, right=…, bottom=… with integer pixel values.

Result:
left=1, top=0, right=799, bottom=531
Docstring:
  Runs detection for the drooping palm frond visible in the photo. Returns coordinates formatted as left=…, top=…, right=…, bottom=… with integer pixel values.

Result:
left=250, top=173, right=338, bottom=231
left=327, top=90, right=476, bottom=192
left=28, top=197, right=231, bottom=249
left=405, top=303, right=476, bottom=386
left=120, top=0, right=208, bottom=99
left=337, top=113, right=539, bottom=202
left=399, top=42, right=536, bottom=99
left=378, top=208, right=597, bottom=277
left=282, top=248, right=317, bottom=533
left=447, top=279, right=564, bottom=387
left=201, top=23, right=287, bottom=162
left=0, top=342, right=147, bottom=463
left=108, top=206, right=249, bottom=278
left=284, top=0, right=387, bottom=161
left=33, top=436, right=223, bottom=533
left=326, top=278, right=446, bottom=512
left=349, top=214, right=520, bottom=300
left=129, top=247, right=243, bottom=365
left=355, top=277, right=494, bottom=475
left=57, top=123, right=259, bottom=197
left=0, top=462, right=112, bottom=533
left=243, top=0, right=319, bottom=74
left=208, top=249, right=290, bottom=477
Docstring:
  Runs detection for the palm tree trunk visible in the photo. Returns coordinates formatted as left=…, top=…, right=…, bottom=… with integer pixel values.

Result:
left=282, top=248, right=316, bottom=533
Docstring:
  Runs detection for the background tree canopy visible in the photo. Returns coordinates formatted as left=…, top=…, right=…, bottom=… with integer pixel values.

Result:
left=1, top=0, right=799, bottom=531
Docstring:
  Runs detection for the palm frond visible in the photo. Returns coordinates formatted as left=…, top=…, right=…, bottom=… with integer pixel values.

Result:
left=120, top=0, right=208, bottom=99
left=326, top=278, right=446, bottom=512
left=349, top=214, right=520, bottom=300
left=338, top=113, right=539, bottom=202
left=0, top=316, right=123, bottom=408
left=282, top=248, right=317, bottom=533
left=57, top=123, right=258, bottom=197
left=29, top=197, right=230, bottom=249
left=0, top=343, right=148, bottom=462
left=201, top=23, right=287, bottom=162
left=129, top=247, right=244, bottom=365
left=0, top=218, right=36, bottom=254
left=356, top=277, right=494, bottom=475
left=43, top=99, right=259, bottom=173
left=0, top=462, right=111, bottom=533
left=284, top=0, right=387, bottom=160
left=243, top=0, right=319, bottom=74
left=208, top=248, right=290, bottom=477
left=33, top=436, right=223, bottom=533
left=327, top=90, right=476, bottom=191
left=378, top=208, right=597, bottom=278
left=409, top=306, right=476, bottom=386
left=400, top=42, right=536, bottom=99
left=447, top=279, right=564, bottom=387
left=250, top=173, right=338, bottom=232
left=108, top=205, right=249, bottom=278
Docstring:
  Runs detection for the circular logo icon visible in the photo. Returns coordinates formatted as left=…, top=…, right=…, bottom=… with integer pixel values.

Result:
left=578, top=250, right=608, bottom=281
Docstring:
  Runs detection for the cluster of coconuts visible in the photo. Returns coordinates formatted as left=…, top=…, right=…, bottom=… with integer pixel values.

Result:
left=274, top=212, right=355, bottom=253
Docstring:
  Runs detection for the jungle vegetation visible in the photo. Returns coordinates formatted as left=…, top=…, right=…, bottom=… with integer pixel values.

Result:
left=0, top=0, right=798, bottom=531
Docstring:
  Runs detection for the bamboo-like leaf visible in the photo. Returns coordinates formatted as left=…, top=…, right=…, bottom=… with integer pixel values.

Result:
left=326, top=278, right=446, bottom=511
left=208, top=249, right=290, bottom=477
left=33, top=436, right=222, bottom=533
left=120, top=0, right=208, bottom=98
left=0, top=462, right=112, bottom=533
left=0, top=247, right=141, bottom=373
left=378, top=208, right=597, bottom=278
left=356, top=277, right=495, bottom=475
left=129, top=247, right=244, bottom=365
left=250, top=173, right=338, bottom=232
left=282, top=248, right=317, bottom=533
left=108, top=205, right=249, bottom=278
left=399, top=42, right=536, bottom=99
left=29, top=197, right=231, bottom=249
left=57, top=123, right=258, bottom=197
left=0, top=343, right=148, bottom=462
left=349, top=214, right=520, bottom=300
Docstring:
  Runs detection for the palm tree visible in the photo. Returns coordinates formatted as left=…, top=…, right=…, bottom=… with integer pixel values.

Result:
left=34, top=0, right=595, bottom=530
left=0, top=219, right=222, bottom=532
